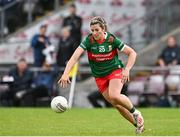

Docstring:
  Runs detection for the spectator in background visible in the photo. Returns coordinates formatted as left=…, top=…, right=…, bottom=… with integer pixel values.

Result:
left=56, top=26, right=77, bottom=67
left=23, top=62, right=57, bottom=106
left=0, top=58, right=33, bottom=106
left=62, top=3, right=82, bottom=47
left=88, top=91, right=112, bottom=108
left=31, top=24, right=51, bottom=67
left=158, top=36, right=180, bottom=67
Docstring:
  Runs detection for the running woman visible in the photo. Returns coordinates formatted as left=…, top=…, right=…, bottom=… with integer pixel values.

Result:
left=58, top=16, right=144, bottom=134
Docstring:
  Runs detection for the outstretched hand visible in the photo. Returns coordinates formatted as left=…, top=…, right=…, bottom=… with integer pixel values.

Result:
left=58, top=74, right=71, bottom=88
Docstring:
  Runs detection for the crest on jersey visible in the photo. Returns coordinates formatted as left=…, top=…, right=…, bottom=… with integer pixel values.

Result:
left=108, top=45, right=112, bottom=51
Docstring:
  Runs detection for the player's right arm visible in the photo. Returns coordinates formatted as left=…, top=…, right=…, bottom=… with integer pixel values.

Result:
left=58, top=46, right=84, bottom=88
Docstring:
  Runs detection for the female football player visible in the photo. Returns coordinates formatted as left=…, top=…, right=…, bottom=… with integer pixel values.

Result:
left=58, top=16, right=144, bottom=134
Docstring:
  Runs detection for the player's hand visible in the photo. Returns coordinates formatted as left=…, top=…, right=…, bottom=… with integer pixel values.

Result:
left=58, top=74, right=71, bottom=88
left=121, top=68, right=130, bottom=84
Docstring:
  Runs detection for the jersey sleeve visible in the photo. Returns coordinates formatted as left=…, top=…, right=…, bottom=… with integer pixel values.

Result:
left=114, top=37, right=125, bottom=51
left=79, top=36, right=89, bottom=50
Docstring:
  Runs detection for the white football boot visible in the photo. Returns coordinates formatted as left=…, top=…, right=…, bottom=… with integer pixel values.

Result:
left=133, top=110, right=144, bottom=134
left=135, top=124, right=145, bottom=134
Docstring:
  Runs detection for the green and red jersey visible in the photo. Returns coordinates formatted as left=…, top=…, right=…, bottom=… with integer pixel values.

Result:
left=80, top=32, right=125, bottom=77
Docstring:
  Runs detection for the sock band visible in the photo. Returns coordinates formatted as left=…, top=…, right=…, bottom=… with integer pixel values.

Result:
left=134, top=123, right=137, bottom=127
left=130, top=106, right=135, bottom=113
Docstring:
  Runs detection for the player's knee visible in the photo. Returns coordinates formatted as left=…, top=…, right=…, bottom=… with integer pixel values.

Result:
left=109, top=95, right=119, bottom=105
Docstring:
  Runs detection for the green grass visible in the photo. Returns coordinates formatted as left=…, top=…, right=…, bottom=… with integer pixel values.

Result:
left=0, top=107, right=180, bottom=136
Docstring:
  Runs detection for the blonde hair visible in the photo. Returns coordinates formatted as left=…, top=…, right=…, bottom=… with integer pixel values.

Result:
left=90, top=16, right=107, bottom=31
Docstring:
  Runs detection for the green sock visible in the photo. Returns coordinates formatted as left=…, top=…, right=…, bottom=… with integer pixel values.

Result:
left=130, top=106, right=136, bottom=113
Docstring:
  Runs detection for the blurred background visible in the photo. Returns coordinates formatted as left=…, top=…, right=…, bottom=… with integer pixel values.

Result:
left=0, top=0, right=180, bottom=108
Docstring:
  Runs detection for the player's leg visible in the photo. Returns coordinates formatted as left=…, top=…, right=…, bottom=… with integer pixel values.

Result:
left=108, top=79, right=134, bottom=110
left=95, top=71, right=144, bottom=134
left=116, top=105, right=135, bottom=125
left=102, top=85, right=135, bottom=125
left=103, top=79, right=144, bottom=133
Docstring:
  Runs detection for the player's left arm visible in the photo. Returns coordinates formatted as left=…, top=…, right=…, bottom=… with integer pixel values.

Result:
left=121, top=45, right=137, bottom=83
left=122, top=44, right=137, bottom=70
left=113, top=37, right=137, bottom=69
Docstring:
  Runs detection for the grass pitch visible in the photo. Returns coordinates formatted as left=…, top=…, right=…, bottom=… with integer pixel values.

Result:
left=0, top=107, right=180, bottom=136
